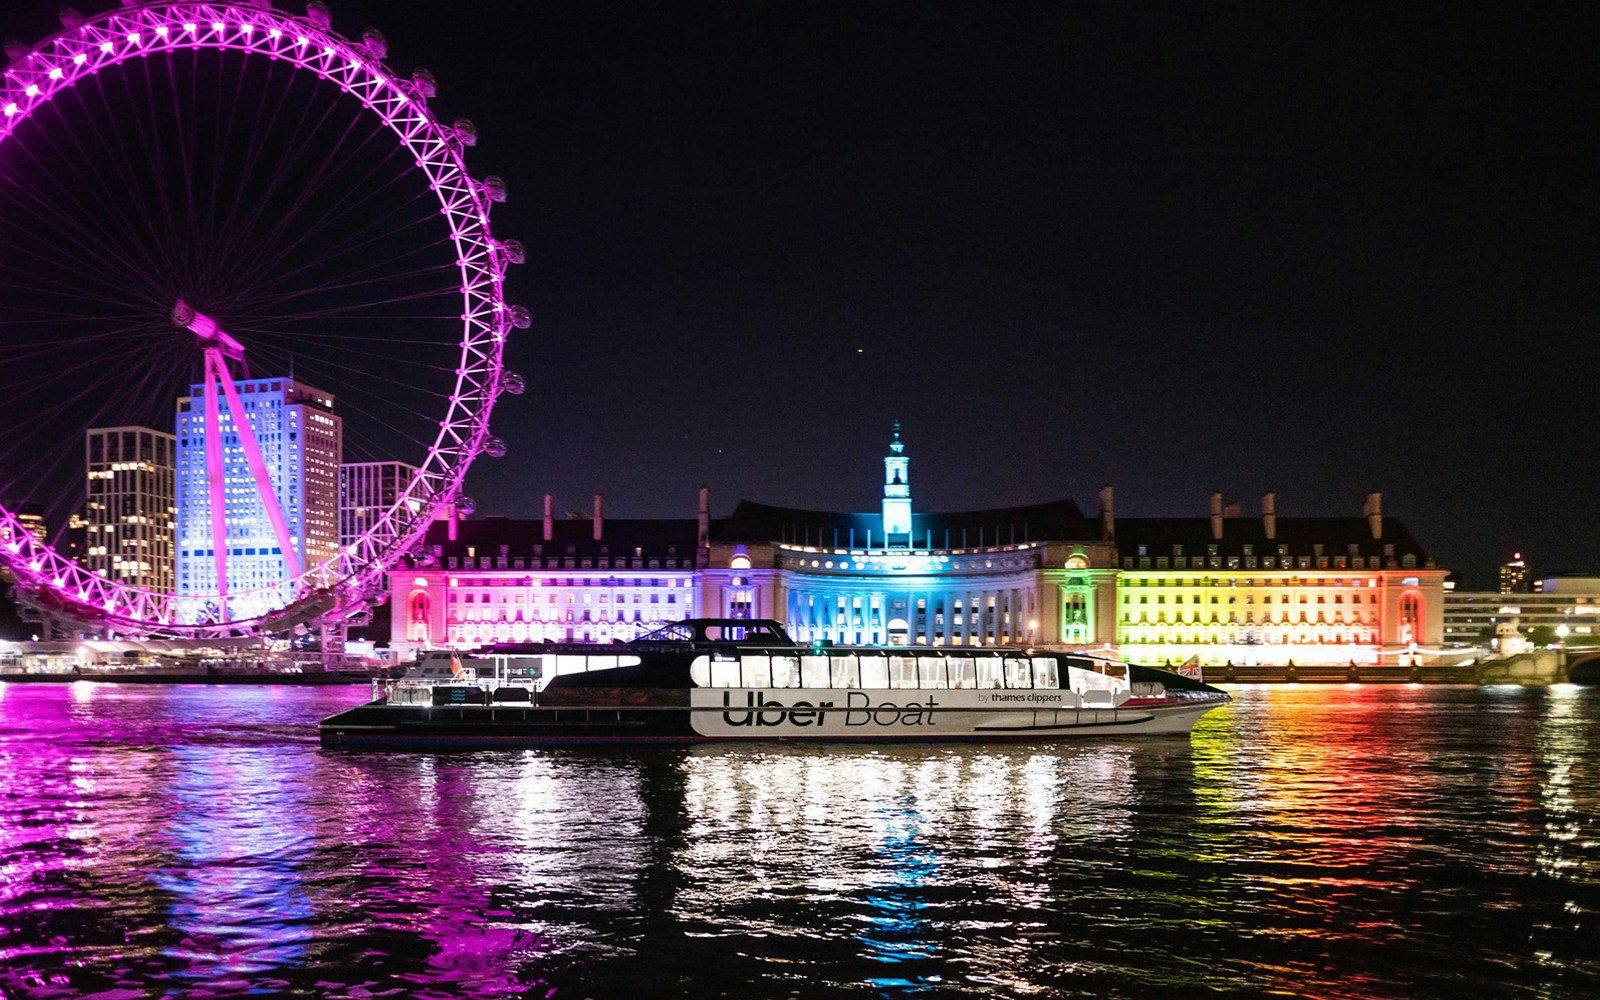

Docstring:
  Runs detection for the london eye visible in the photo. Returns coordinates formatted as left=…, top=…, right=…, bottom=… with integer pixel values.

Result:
left=0, top=1, right=524, bottom=638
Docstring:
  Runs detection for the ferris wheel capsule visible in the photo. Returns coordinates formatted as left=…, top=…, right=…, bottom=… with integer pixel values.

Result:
left=481, top=436, right=506, bottom=459
left=58, top=8, right=84, bottom=28
left=411, top=67, right=437, bottom=99
left=509, top=304, right=531, bottom=329
left=304, top=2, right=331, bottom=30
left=479, top=175, right=508, bottom=203
left=454, top=496, right=477, bottom=517
left=361, top=28, right=387, bottom=60
left=3, top=40, right=26, bottom=64
left=452, top=117, right=478, bottom=146
left=501, top=371, right=526, bottom=395
left=500, top=239, right=526, bottom=265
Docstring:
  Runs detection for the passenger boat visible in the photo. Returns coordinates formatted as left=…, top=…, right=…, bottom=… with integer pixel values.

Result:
left=320, top=619, right=1230, bottom=746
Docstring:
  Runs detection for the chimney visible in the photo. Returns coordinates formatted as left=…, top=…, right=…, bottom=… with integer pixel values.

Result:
left=1098, top=484, right=1115, bottom=541
left=1262, top=492, right=1277, bottom=540
left=1364, top=491, right=1382, bottom=540
left=593, top=494, right=603, bottom=541
left=697, top=485, right=711, bottom=552
left=542, top=493, right=553, bottom=541
left=1209, top=492, right=1224, bottom=540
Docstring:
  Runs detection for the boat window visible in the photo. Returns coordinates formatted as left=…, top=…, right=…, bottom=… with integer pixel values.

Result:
left=830, top=654, right=860, bottom=688
left=976, top=655, right=1005, bottom=689
left=947, top=656, right=975, bottom=689
left=741, top=654, right=771, bottom=688
left=771, top=655, right=800, bottom=688
left=888, top=655, right=920, bottom=689
left=800, top=654, right=830, bottom=688
left=689, top=655, right=711, bottom=687
left=710, top=656, right=740, bottom=688
left=917, top=656, right=948, bottom=689
left=858, top=654, right=889, bottom=688
left=1032, top=656, right=1060, bottom=689
left=1004, top=656, right=1033, bottom=689
left=555, top=654, right=588, bottom=676
left=587, top=655, right=618, bottom=672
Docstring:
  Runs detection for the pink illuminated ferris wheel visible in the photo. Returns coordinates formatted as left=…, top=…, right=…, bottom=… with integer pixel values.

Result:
left=0, top=1, right=525, bottom=637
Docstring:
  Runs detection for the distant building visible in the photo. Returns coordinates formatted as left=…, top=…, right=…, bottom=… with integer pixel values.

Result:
left=1499, top=553, right=1529, bottom=594
left=15, top=503, right=48, bottom=547
left=175, top=377, right=341, bottom=621
left=84, top=427, right=176, bottom=592
left=340, top=460, right=422, bottom=547
left=388, top=427, right=1449, bottom=666
left=1443, top=576, right=1600, bottom=647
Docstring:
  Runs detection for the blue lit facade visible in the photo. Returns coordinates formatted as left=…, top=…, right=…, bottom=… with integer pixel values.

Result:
left=175, top=378, right=342, bottom=621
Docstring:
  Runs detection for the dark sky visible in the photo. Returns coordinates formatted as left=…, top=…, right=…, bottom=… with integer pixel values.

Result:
left=6, top=1, right=1598, bottom=588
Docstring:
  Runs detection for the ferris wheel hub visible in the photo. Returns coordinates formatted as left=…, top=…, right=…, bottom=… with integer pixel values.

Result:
left=173, top=298, right=245, bottom=359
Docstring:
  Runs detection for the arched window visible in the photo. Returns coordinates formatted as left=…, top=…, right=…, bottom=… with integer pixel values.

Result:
left=1399, top=592, right=1422, bottom=645
left=408, top=590, right=431, bottom=644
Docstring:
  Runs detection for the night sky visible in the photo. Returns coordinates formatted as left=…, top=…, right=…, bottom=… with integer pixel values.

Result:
left=4, top=1, right=1598, bottom=587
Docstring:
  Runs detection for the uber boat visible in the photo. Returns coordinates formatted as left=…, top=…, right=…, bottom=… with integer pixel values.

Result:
left=320, top=619, right=1230, bottom=747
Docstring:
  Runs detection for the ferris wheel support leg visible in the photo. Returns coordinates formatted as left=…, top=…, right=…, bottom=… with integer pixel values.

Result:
left=202, top=350, right=229, bottom=612
left=216, top=365, right=304, bottom=584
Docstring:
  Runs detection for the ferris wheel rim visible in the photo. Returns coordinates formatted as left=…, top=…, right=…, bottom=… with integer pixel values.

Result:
left=0, top=0, right=513, bottom=637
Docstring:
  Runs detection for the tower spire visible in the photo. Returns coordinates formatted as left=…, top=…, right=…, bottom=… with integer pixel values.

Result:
left=882, top=421, right=911, bottom=544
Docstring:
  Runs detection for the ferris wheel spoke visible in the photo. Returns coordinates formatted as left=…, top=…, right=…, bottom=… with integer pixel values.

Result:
left=225, top=125, right=416, bottom=295
left=0, top=158, right=171, bottom=308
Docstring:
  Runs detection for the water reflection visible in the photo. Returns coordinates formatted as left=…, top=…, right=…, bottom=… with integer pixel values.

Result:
left=0, top=684, right=1596, bottom=997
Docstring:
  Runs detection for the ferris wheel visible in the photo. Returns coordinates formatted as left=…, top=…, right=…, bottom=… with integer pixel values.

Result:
left=0, top=1, right=525, bottom=637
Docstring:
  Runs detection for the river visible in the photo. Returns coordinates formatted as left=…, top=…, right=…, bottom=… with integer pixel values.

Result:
left=0, top=681, right=1596, bottom=998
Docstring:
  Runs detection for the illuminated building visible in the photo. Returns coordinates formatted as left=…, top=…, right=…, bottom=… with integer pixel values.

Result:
left=175, top=378, right=341, bottom=620
left=1108, top=492, right=1447, bottom=666
left=389, top=494, right=701, bottom=660
left=1498, top=553, right=1529, bottom=594
left=1445, top=575, right=1600, bottom=647
left=15, top=503, right=48, bottom=547
left=84, top=427, right=176, bottom=591
left=386, top=427, right=1447, bottom=665
left=340, top=461, right=421, bottom=547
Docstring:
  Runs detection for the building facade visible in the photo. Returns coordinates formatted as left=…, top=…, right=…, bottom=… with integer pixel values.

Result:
left=389, top=497, right=702, bottom=661
left=388, top=430, right=1448, bottom=665
left=339, top=460, right=422, bottom=547
left=84, top=426, right=176, bottom=592
left=176, top=377, right=341, bottom=621
left=1444, top=576, right=1600, bottom=647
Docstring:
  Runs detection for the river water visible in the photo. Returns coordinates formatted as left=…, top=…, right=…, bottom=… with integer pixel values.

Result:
left=0, top=682, right=1596, bottom=999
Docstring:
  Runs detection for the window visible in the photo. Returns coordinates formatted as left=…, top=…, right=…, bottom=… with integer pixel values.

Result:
left=830, top=654, right=861, bottom=688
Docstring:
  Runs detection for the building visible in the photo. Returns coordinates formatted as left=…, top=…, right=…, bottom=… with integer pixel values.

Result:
left=1109, top=492, right=1447, bottom=666
left=340, top=460, right=422, bottom=547
left=1445, top=575, right=1600, bottom=648
left=176, top=377, right=341, bottom=621
left=83, top=427, right=177, bottom=592
left=14, top=503, right=48, bottom=547
left=387, top=428, right=1447, bottom=665
left=1499, top=553, right=1529, bottom=594
left=390, top=494, right=701, bottom=660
